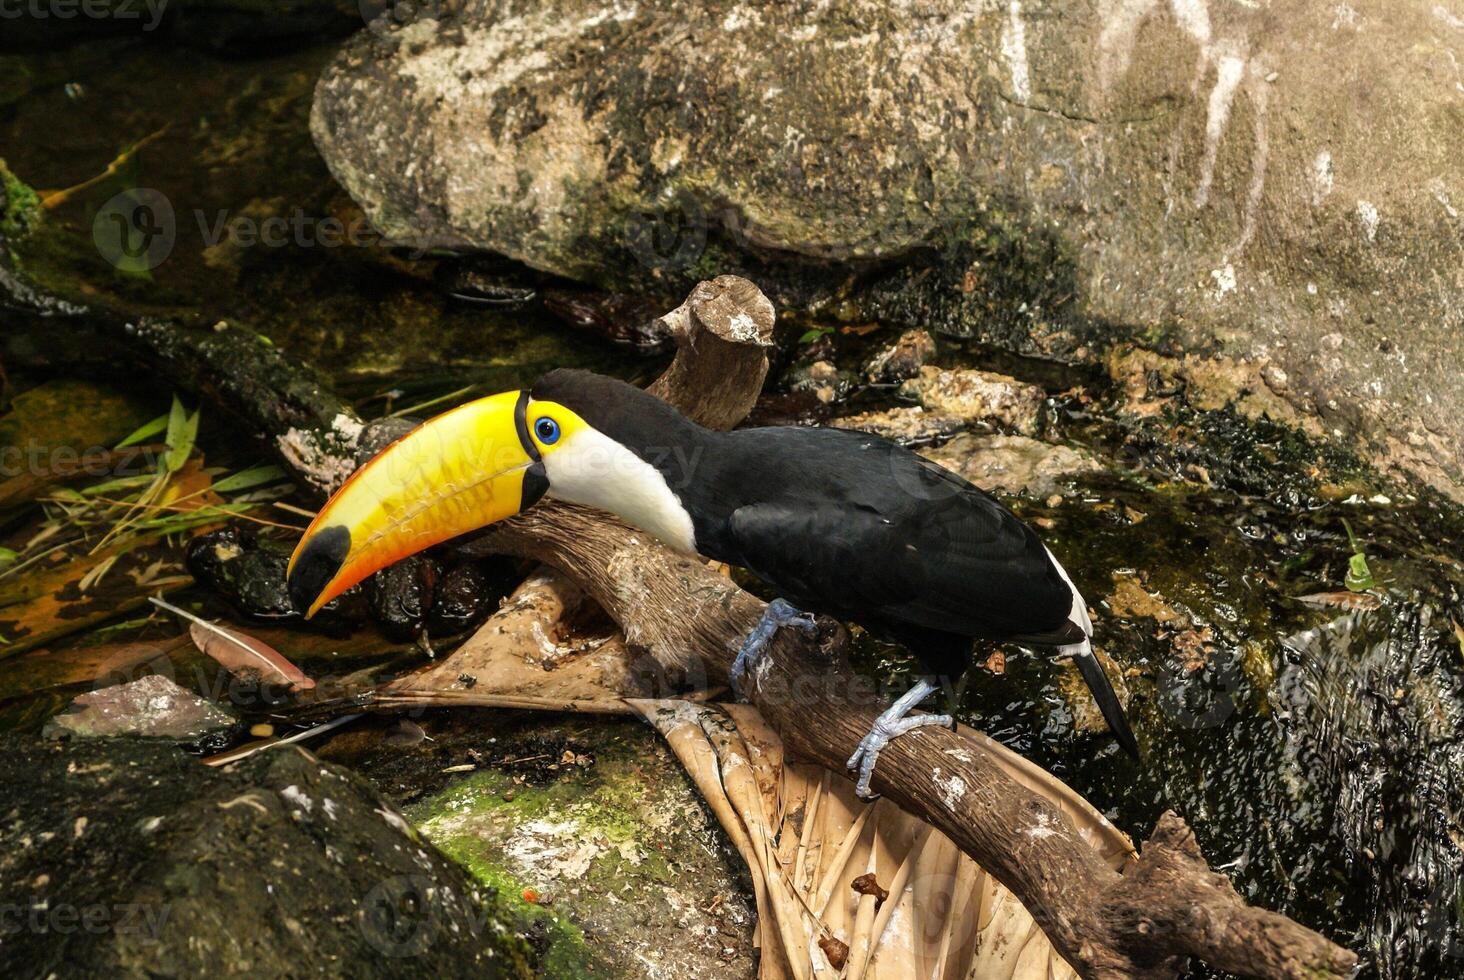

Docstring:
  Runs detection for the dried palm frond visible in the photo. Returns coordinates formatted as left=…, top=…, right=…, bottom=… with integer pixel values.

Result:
left=632, top=699, right=1134, bottom=980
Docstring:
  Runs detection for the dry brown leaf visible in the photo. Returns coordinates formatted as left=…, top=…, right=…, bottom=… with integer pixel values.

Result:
left=633, top=699, right=1135, bottom=980
left=1296, top=590, right=1383, bottom=611
left=187, top=621, right=314, bottom=693
left=148, top=597, right=314, bottom=693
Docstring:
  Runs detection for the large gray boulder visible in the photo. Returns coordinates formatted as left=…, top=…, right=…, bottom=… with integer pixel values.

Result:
left=311, top=1, right=1464, bottom=496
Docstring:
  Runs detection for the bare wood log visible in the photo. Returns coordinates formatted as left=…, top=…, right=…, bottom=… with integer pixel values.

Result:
left=644, top=274, right=776, bottom=429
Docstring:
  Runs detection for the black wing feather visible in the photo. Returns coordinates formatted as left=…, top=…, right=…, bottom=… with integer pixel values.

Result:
left=722, top=478, right=1072, bottom=642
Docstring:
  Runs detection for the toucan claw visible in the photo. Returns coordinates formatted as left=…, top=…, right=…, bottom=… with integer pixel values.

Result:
left=730, top=598, right=818, bottom=701
left=846, top=678, right=951, bottom=800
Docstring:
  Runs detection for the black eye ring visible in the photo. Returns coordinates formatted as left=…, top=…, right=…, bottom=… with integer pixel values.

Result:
left=534, top=417, right=561, bottom=445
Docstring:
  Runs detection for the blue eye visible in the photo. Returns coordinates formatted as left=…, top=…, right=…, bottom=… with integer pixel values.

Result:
left=534, top=417, right=561, bottom=445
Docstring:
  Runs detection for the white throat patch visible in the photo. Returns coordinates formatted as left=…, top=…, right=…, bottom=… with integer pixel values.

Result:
left=541, top=426, right=698, bottom=554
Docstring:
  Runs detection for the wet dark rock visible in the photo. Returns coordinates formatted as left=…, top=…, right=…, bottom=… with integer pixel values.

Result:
left=187, top=527, right=496, bottom=642
left=184, top=527, right=367, bottom=632
left=541, top=288, right=672, bottom=351
left=0, top=736, right=530, bottom=977
left=863, top=329, right=936, bottom=383
left=426, top=562, right=494, bottom=637
left=366, top=556, right=440, bottom=642
left=899, top=366, right=1045, bottom=436
left=310, top=0, right=1464, bottom=497
left=320, top=711, right=756, bottom=978
left=43, top=675, right=239, bottom=750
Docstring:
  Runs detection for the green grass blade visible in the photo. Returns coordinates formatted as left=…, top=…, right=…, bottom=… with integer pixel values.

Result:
left=115, top=413, right=169, bottom=449
left=211, top=464, right=286, bottom=494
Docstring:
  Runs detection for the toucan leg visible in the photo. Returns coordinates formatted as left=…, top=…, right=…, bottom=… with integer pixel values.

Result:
left=730, top=598, right=818, bottom=701
left=846, top=678, right=952, bottom=800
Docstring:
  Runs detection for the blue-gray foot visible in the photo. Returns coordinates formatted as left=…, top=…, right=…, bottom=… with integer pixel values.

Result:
left=846, top=678, right=953, bottom=799
left=730, top=598, right=818, bottom=701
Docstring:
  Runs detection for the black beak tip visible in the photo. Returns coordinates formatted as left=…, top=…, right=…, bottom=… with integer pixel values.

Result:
left=287, top=525, right=351, bottom=616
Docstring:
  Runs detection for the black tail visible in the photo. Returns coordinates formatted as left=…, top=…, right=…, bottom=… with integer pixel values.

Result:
left=1074, top=647, right=1140, bottom=758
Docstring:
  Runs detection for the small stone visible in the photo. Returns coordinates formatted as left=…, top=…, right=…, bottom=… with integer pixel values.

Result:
left=921, top=433, right=1101, bottom=498
left=863, top=329, right=936, bottom=382
left=899, top=366, right=1044, bottom=435
left=830, top=406, right=965, bottom=446
left=43, top=675, right=238, bottom=748
left=788, top=359, right=853, bottom=405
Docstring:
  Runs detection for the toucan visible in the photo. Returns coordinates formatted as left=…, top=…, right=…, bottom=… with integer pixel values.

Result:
left=287, top=369, right=1138, bottom=796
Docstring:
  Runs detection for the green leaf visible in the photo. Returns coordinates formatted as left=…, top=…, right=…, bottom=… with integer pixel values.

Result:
left=798, top=327, right=833, bottom=345
left=211, top=464, right=286, bottom=494
left=1340, top=519, right=1375, bottom=592
left=163, top=397, right=200, bottom=473
left=115, top=412, right=169, bottom=448
left=0, top=547, right=17, bottom=568
left=1345, top=553, right=1375, bottom=592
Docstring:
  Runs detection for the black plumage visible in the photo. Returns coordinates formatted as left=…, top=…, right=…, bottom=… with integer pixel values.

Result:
left=533, top=370, right=1135, bottom=753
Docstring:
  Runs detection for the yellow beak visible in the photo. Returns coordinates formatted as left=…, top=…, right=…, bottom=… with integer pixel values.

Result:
left=286, top=390, right=546, bottom=618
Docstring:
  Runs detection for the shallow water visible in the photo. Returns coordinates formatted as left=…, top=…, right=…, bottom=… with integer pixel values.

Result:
left=4, top=28, right=1464, bottom=979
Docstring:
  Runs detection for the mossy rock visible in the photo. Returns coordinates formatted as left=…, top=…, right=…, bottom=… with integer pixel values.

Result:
left=320, top=711, right=757, bottom=979
left=0, top=158, right=40, bottom=244
left=0, top=736, right=532, bottom=977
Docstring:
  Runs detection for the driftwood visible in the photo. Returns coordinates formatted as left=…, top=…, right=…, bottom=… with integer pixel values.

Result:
left=5, top=261, right=1356, bottom=978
